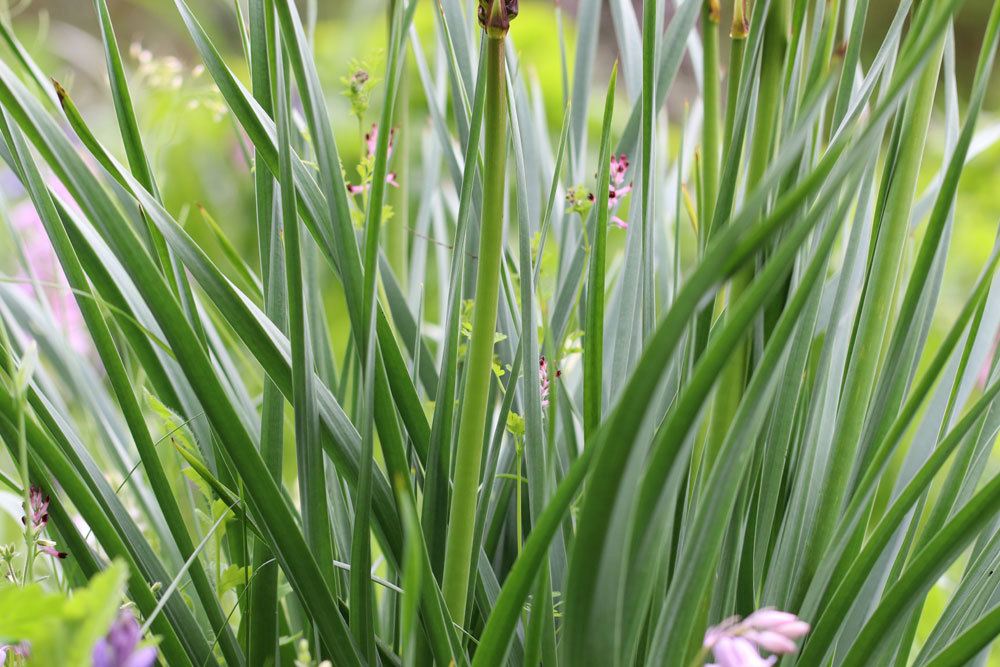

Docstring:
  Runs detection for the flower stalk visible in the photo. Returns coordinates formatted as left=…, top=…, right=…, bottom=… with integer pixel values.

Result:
left=700, top=0, right=790, bottom=489
left=441, top=0, right=516, bottom=624
left=701, top=0, right=721, bottom=231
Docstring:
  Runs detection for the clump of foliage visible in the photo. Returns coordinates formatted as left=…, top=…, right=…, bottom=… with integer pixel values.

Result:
left=0, top=0, right=998, bottom=665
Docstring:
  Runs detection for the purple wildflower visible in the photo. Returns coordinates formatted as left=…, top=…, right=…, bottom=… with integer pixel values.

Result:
left=25, top=485, right=49, bottom=529
left=22, top=485, right=67, bottom=559
left=704, top=608, right=809, bottom=666
left=586, top=153, right=632, bottom=229
left=91, top=610, right=157, bottom=667
left=607, top=153, right=632, bottom=229
left=347, top=123, right=399, bottom=196
left=0, top=642, right=30, bottom=666
left=539, top=356, right=550, bottom=407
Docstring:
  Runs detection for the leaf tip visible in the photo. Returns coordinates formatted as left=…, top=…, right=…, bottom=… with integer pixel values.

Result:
left=51, top=78, right=68, bottom=106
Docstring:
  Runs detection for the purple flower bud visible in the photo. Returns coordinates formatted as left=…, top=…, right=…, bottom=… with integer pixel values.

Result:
left=743, top=630, right=798, bottom=654
left=26, top=485, right=50, bottom=529
left=92, top=611, right=156, bottom=667
left=743, top=608, right=798, bottom=629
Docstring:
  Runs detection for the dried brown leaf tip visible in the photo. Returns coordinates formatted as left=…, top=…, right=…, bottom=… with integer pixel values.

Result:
left=731, top=0, right=750, bottom=39
left=478, top=0, right=518, bottom=37
left=51, top=78, right=68, bottom=106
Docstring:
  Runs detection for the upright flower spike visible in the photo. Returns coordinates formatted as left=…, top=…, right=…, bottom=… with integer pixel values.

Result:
left=348, top=123, right=400, bottom=195
left=22, top=485, right=67, bottom=559
left=24, top=485, right=49, bottom=529
left=442, top=0, right=517, bottom=625
left=608, top=153, right=632, bottom=229
left=539, top=355, right=551, bottom=407
left=477, top=0, right=518, bottom=37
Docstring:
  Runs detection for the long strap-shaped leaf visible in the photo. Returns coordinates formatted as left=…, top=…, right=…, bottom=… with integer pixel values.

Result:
left=0, top=53, right=363, bottom=667
left=50, top=80, right=406, bottom=564
left=839, top=452, right=1000, bottom=666
left=0, top=387, right=196, bottom=666
left=0, top=107, right=244, bottom=666
left=172, top=0, right=431, bottom=474
left=474, top=81, right=846, bottom=666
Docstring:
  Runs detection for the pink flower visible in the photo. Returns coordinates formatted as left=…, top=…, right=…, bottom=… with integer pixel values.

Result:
left=606, top=154, right=632, bottom=229
left=539, top=356, right=550, bottom=407
left=0, top=642, right=30, bottom=666
left=92, top=610, right=157, bottom=667
left=347, top=123, right=400, bottom=196
left=704, top=608, right=809, bottom=666
left=25, top=485, right=50, bottom=529
left=611, top=153, right=629, bottom=187
left=38, top=543, right=67, bottom=560
left=364, top=123, right=396, bottom=158
left=707, top=637, right=776, bottom=667
left=10, top=179, right=90, bottom=355
left=22, top=485, right=67, bottom=559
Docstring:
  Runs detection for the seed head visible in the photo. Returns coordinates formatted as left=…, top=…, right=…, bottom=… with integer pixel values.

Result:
left=478, top=0, right=518, bottom=37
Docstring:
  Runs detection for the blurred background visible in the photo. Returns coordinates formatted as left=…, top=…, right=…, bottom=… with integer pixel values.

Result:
left=4, top=0, right=999, bottom=317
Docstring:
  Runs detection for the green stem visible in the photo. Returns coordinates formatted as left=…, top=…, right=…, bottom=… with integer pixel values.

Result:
left=700, top=0, right=788, bottom=486
left=247, top=0, right=283, bottom=661
left=515, top=439, right=523, bottom=558
left=17, top=373, right=34, bottom=584
left=722, top=2, right=748, bottom=156
left=276, top=43, right=335, bottom=589
left=388, top=27, right=410, bottom=288
left=583, top=64, right=618, bottom=440
left=441, top=33, right=507, bottom=624
left=701, top=0, right=721, bottom=228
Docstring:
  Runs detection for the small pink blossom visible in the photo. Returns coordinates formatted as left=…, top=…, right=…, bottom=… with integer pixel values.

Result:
left=539, top=356, right=550, bottom=407
left=92, top=610, right=157, bottom=667
left=707, top=637, right=776, bottom=667
left=606, top=154, right=632, bottom=229
left=22, top=485, right=67, bottom=559
left=347, top=123, right=400, bottom=196
left=38, top=542, right=67, bottom=560
left=0, top=642, right=30, bottom=666
left=25, top=485, right=50, bottom=529
left=364, top=123, right=396, bottom=158
left=704, top=608, right=809, bottom=666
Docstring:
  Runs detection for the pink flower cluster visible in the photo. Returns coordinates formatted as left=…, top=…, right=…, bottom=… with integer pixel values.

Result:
left=23, top=485, right=67, bottom=560
left=347, top=123, right=399, bottom=195
left=0, top=642, right=29, bottom=666
left=704, top=608, right=810, bottom=666
left=10, top=180, right=89, bottom=355
left=607, top=153, right=631, bottom=229
left=539, top=356, right=550, bottom=407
